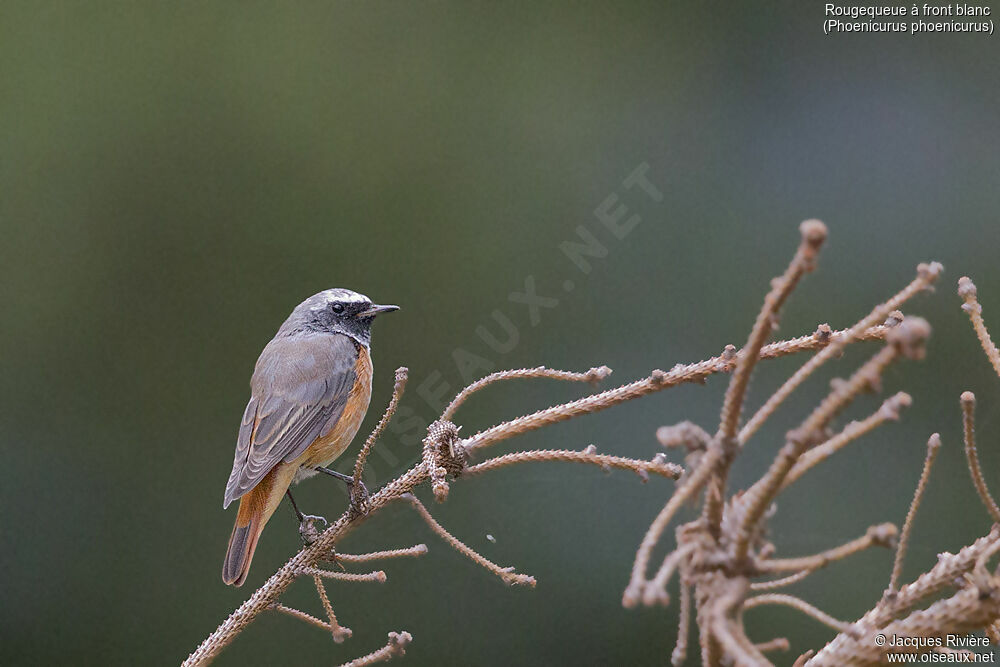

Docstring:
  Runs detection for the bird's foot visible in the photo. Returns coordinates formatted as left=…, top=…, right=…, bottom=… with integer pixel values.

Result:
left=313, top=466, right=369, bottom=516
left=349, top=480, right=370, bottom=517
left=298, top=514, right=328, bottom=545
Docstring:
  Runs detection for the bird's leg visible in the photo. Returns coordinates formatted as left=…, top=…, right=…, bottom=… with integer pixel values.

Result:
left=315, top=467, right=355, bottom=484
left=315, top=466, right=370, bottom=515
left=285, top=489, right=327, bottom=545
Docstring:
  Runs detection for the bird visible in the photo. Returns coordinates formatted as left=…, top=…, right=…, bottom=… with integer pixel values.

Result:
left=221, top=288, right=398, bottom=586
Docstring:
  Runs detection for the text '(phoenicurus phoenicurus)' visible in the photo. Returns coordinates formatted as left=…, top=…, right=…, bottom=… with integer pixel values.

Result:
left=221, top=288, right=398, bottom=586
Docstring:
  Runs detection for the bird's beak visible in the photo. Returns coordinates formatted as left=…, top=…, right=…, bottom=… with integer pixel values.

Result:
left=356, top=304, right=400, bottom=318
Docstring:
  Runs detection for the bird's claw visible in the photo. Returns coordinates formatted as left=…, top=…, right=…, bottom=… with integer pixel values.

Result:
left=349, top=480, right=370, bottom=517
left=298, top=514, right=328, bottom=545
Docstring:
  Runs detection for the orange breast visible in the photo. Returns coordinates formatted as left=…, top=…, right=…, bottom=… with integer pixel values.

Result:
left=294, top=344, right=373, bottom=469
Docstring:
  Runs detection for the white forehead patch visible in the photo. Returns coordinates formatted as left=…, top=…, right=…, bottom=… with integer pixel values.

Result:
left=305, top=288, right=371, bottom=313
left=323, top=288, right=370, bottom=304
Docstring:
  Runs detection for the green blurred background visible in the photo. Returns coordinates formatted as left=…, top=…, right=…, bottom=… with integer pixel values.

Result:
left=2, top=2, right=999, bottom=665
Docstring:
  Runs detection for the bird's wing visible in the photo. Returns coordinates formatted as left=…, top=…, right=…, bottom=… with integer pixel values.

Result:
left=223, top=333, right=358, bottom=508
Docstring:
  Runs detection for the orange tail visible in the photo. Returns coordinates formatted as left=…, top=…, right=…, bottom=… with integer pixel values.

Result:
left=222, top=466, right=293, bottom=586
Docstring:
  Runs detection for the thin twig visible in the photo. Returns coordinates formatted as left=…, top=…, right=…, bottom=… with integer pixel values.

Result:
left=299, top=567, right=387, bottom=583
left=888, top=434, right=941, bottom=593
left=757, top=523, right=897, bottom=573
left=750, top=568, right=814, bottom=591
left=755, top=637, right=791, bottom=654
left=708, top=220, right=827, bottom=533
left=961, top=391, right=1000, bottom=523
left=958, top=276, right=1000, bottom=378
left=334, top=545, right=428, bottom=563
left=718, top=219, right=827, bottom=442
left=268, top=602, right=333, bottom=633
left=733, top=326, right=925, bottom=562
left=460, top=322, right=893, bottom=456
left=795, top=317, right=928, bottom=445
left=740, top=263, right=941, bottom=445
left=870, top=527, right=1000, bottom=626
left=671, top=581, right=692, bottom=666
left=313, top=574, right=353, bottom=643
left=337, top=632, right=412, bottom=667
left=744, top=594, right=854, bottom=634
left=657, top=421, right=712, bottom=451
left=794, top=345, right=898, bottom=441
left=780, top=393, right=911, bottom=492
left=442, top=365, right=612, bottom=421
left=402, top=493, right=536, bottom=587
left=354, top=367, right=408, bottom=487
left=622, top=447, right=721, bottom=608
left=643, top=543, right=695, bottom=606
left=464, top=447, right=682, bottom=481
left=711, top=582, right=771, bottom=666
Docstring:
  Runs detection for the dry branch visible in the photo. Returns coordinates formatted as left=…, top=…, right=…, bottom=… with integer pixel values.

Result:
left=402, top=493, right=536, bottom=587
left=185, top=223, right=1000, bottom=667
left=337, top=632, right=412, bottom=667
left=961, top=390, right=1000, bottom=523
left=888, top=434, right=941, bottom=593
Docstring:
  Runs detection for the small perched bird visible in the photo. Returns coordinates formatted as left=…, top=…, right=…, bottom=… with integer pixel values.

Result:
left=221, top=288, right=398, bottom=586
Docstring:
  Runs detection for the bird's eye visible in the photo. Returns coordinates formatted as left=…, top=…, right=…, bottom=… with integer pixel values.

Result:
left=331, top=303, right=345, bottom=314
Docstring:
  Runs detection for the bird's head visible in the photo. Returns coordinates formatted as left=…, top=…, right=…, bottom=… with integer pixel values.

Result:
left=279, top=288, right=399, bottom=345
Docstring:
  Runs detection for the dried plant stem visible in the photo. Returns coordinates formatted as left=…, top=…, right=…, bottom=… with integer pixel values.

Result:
left=718, top=219, right=827, bottom=442
left=186, top=320, right=865, bottom=665
left=300, top=567, right=387, bottom=583
left=334, top=545, right=428, bottom=563
left=734, top=322, right=929, bottom=562
left=812, top=581, right=1000, bottom=665
left=750, top=568, right=814, bottom=591
left=780, top=393, right=911, bottom=492
left=740, top=263, right=942, bottom=445
left=441, top=365, right=612, bottom=421
left=190, top=224, right=992, bottom=667
left=463, top=448, right=682, bottom=480
left=658, top=421, right=712, bottom=451
left=871, top=526, right=1000, bottom=627
left=403, top=493, right=536, bottom=587
left=313, top=574, right=353, bottom=642
left=337, top=632, right=412, bottom=667
left=269, top=602, right=333, bottom=632
left=707, top=221, right=827, bottom=534
left=796, top=344, right=898, bottom=440
left=888, top=434, right=941, bottom=593
left=961, top=391, right=1000, bottom=522
left=671, top=582, right=692, bottom=666
left=713, top=617, right=769, bottom=667
left=756, top=523, right=898, bottom=574
left=794, top=651, right=816, bottom=667
left=460, top=323, right=892, bottom=456
left=808, top=531, right=1000, bottom=662
left=643, top=543, right=696, bottom=606
left=354, top=367, right=408, bottom=487
left=755, top=637, right=791, bottom=654
left=958, top=276, right=1000, bottom=378
left=733, top=437, right=812, bottom=562
left=623, top=447, right=722, bottom=608
left=710, top=582, right=769, bottom=666
left=744, top=594, right=854, bottom=634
